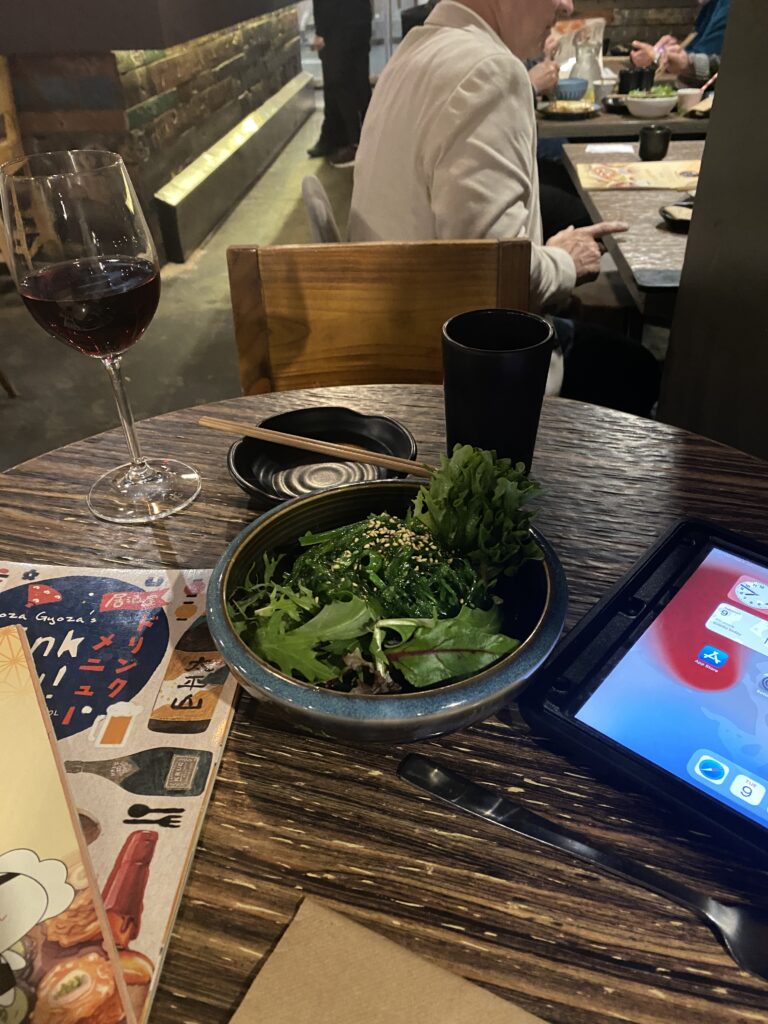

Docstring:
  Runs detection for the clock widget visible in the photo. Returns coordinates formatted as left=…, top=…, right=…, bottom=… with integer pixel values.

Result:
left=729, top=576, right=768, bottom=612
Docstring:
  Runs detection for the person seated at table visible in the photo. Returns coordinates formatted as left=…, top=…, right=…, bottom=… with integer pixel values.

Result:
left=527, top=49, right=592, bottom=239
left=630, top=0, right=730, bottom=86
left=348, top=0, right=661, bottom=416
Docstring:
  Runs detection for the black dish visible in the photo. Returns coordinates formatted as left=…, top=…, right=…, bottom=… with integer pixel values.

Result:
left=602, top=95, right=629, bottom=115
left=227, top=406, right=418, bottom=505
left=659, top=199, right=694, bottom=233
left=540, top=102, right=600, bottom=121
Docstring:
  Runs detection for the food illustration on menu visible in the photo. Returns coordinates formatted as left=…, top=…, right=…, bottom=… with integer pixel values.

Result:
left=576, top=159, right=700, bottom=190
left=0, top=625, right=134, bottom=1024
left=0, top=563, right=238, bottom=1023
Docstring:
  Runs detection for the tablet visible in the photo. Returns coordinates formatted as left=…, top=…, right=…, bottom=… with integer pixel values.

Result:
left=516, top=519, right=768, bottom=855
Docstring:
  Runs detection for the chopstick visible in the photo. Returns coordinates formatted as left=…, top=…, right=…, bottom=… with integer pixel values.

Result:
left=699, top=70, right=718, bottom=94
left=199, top=415, right=434, bottom=479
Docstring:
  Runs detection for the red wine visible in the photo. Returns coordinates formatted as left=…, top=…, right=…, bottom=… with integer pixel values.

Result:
left=19, top=256, right=160, bottom=357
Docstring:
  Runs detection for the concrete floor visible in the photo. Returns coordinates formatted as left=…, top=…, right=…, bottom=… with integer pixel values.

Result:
left=0, top=109, right=352, bottom=471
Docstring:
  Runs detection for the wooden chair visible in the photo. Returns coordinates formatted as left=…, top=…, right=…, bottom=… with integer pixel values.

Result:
left=227, top=239, right=531, bottom=394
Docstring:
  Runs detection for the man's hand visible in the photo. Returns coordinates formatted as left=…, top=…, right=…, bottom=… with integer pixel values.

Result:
left=544, top=32, right=561, bottom=60
left=654, top=34, right=678, bottom=51
left=529, top=61, right=560, bottom=96
left=660, top=44, right=693, bottom=77
left=546, top=222, right=628, bottom=283
left=630, top=41, right=657, bottom=68
left=311, top=35, right=325, bottom=51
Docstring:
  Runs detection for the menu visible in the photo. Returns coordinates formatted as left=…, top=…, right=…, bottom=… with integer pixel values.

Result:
left=0, top=625, right=135, bottom=1024
left=0, top=562, right=239, bottom=1023
left=576, top=159, right=701, bottom=190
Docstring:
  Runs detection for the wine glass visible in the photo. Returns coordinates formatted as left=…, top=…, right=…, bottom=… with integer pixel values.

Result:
left=0, top=150, right=201, bottom=524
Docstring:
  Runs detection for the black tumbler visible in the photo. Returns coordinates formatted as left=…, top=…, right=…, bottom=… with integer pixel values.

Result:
left=639, top=124, right=671, bottom=161
left=442, top=309, right=554, bottom=471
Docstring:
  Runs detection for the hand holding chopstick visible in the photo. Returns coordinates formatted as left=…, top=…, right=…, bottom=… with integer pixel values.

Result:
left=199, top=415, right=434, bottom=479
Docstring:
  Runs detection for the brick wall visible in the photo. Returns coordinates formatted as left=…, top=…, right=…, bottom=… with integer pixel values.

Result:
left=8, top=6, right=300, bottom=255
left=577, top=2, right=702, bottom=49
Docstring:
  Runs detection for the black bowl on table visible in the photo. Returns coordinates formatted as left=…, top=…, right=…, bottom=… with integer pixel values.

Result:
left=207, top=479, right=568, bottom=744
left=228, top=406, right=418, bottom=506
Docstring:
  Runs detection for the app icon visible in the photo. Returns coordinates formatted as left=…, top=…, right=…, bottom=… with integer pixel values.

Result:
left=729, top=774, right=766, bottom=806
left=697, top=645, right=730, bottom=668
left=694, top=754, right=729, bottom=784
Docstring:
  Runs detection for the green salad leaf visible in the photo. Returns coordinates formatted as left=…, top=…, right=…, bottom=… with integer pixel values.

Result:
left=629, top=83, right=677, bottom=98
left=251, top=596, right=375, bottom=682
left=411, top=444, right=542, bottom=586
left=373, top=606, right=519, bottom=689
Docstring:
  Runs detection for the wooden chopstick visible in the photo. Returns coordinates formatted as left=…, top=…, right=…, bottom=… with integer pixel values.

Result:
left=199, top=415, right=434, bottom=479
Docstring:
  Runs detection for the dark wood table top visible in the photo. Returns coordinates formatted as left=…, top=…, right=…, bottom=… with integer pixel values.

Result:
left=538, top=108, right=708, bottom=141
left=5, top=386, right=768, bottom=1024
left=563, top=140, right=704, bottom=322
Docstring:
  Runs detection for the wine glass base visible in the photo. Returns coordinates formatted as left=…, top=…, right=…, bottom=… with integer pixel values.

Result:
left=87, top=459, right=201, bottom=524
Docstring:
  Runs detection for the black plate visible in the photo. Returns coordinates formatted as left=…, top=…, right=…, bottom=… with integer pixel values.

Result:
left=227, top=406, right=418, bottom=505
left=602, top=95, right=629, bottom=115
left=659, top=199, right=694, bottom=233
left=540, top=102, right=600, bottom=121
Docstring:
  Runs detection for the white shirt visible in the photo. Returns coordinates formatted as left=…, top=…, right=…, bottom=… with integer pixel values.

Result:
left=348, top=0, right=577, bottom=312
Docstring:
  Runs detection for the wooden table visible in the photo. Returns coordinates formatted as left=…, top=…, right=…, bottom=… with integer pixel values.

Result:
left=538, top=109, right=708, bottom=141
left=563, top=139, right=704, bottom=322
left=4, top=386, right=768, bottom=1024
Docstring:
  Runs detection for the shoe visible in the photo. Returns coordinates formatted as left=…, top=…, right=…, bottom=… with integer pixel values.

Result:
left=307, top=139, right=335, bottom=158
left=329, top=145, right=357, bottom=168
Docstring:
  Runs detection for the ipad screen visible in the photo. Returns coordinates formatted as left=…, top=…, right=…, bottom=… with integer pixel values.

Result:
left=576, top=547, right=768, bottom=830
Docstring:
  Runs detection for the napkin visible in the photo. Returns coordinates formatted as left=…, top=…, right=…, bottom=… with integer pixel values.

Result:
left=230, top=899, right=548, bottom=1024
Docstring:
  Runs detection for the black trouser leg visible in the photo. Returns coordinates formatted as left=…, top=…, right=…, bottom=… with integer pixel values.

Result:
left=321, top=24, right=371, bottom=147
left=560, top=321, right=662, bottom=416
left=319, top=53, right=346, bottom=148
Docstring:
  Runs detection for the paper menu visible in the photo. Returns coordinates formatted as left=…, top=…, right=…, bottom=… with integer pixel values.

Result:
left=0, top=561, right=238, bottom=1023
left=231, top=899, right=548, bottom=1024
left=0, top=625, right=136, bottom=1024
left=576, top=159, right=701, bottom=190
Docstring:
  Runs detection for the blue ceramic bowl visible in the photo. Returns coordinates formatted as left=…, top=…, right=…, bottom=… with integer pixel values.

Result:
left=555, top=77, right=589, bottom=101
left=207, top=480, right=568, bottom=743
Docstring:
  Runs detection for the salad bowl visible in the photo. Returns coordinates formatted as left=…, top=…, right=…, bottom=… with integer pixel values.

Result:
left=207, top=479, right=568, bottom=743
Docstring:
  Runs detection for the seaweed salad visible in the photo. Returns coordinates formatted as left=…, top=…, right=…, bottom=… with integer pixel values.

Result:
left=228, top=445, right=542, bottom=693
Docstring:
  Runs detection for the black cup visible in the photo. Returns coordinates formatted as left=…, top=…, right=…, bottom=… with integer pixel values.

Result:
left=442, top=309, right=554, bottom=471
left=639, top=124, right=671, bottom=161
left=618, top=66, right=656, bottom=95
left=618, top=68, right=642, bottom=94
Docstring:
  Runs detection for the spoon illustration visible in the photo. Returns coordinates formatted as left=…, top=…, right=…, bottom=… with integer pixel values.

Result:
left=127, top=803, right=185, bottom=818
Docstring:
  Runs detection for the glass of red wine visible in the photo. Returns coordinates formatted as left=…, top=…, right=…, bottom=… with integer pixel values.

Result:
left=0, top=150, right=201, bottom=523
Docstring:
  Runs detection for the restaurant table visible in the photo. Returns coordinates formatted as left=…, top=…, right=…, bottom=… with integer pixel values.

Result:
left=537, top=109, right=709, bottom=141
left=563, top=139, right=704, bottom=323
left=4, top=385, right=768, bottom=1024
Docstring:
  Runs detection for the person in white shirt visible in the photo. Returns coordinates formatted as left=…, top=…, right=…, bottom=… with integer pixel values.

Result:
left=349, top=0, right=628, bottom=311
left=348, top=0, right=661, bottom=414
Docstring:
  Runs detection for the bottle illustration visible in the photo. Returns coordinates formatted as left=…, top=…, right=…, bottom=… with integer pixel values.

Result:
left=65, top=747, right=212, bottom=797
left=102, top=830, right=158, bottom=948
left=148, top=616, right=228, bottom=734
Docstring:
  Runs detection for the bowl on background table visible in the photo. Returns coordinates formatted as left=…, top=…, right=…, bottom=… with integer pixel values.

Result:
left=227, top=406, right=417, bottom=506
left=625, top=95, right=678, bottom=119
left=592, top=80, right=616, bottom=104
left=677, top=87, right=702, bottom=113
left=555, top=77, right=589, bottom=101
left=207, top=479, right=568, bottom=743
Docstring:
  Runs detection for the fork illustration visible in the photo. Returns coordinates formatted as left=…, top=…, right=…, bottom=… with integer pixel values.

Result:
left=123, top=814, right=182, bottom=829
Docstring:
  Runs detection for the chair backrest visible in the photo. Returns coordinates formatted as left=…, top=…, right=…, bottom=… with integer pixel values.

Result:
left=227, top=238, right=531, bottom=394
left=301, top=175, right=342, bottom=244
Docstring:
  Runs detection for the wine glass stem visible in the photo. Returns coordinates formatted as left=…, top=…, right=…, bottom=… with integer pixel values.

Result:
left=103, top=356, right=151, bottom=480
